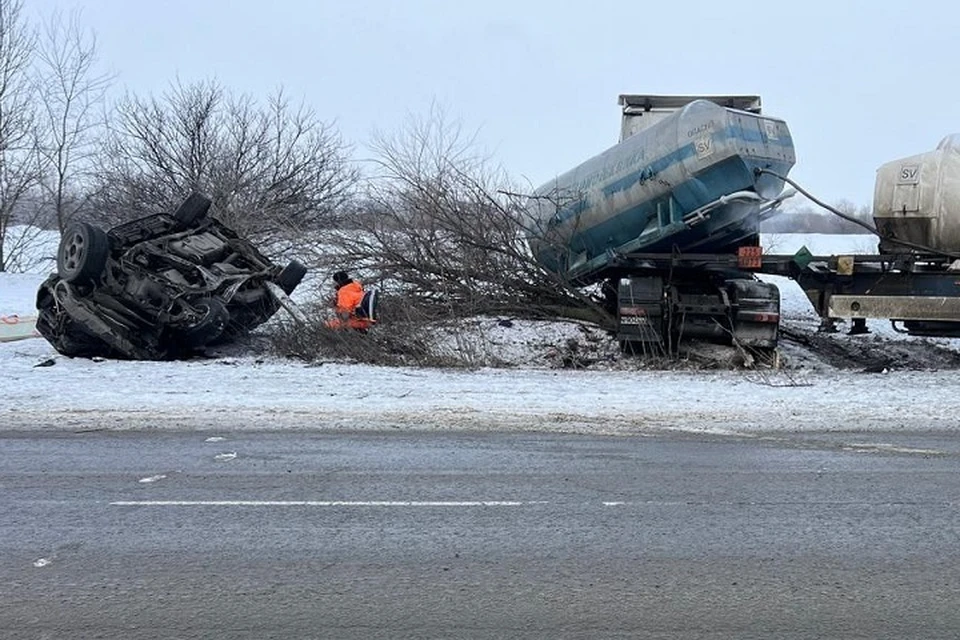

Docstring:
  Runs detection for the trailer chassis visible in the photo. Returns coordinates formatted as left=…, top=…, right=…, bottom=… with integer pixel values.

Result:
left=603, top=248, right=960, bottom=354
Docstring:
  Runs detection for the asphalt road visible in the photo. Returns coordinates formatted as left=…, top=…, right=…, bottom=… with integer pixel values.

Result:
left=2, top=428, right=960, bottom=639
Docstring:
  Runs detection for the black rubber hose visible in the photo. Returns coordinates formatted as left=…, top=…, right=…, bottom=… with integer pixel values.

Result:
left=754, top=167, right=960, bottom=259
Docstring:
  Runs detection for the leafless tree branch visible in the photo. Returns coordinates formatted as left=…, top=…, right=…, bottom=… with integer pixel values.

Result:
left=90, top=78, right=358, bottom=255
left=33, top=6, right=112, bottom=232
left=324, top=107, right=612, bottom=328
left=0, top=0, right=43, bottom=272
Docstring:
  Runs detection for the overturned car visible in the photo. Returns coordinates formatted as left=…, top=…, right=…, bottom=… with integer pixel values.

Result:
left=36, top=193, right=307, bottom=360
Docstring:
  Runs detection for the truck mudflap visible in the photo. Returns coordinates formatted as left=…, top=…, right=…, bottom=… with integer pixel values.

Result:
left=726, top=279, right=780, bottom=349
left=617, top=276, right=665, bottom=354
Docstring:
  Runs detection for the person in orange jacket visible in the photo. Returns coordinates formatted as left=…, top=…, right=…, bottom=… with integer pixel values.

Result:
left=326, top=270, right=373, bottom=330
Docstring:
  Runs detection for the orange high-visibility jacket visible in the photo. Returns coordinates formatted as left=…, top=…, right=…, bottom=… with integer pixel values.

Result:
left=331, top=280, right=372, bottom=330
left=335, top=281, right=365, bottom=316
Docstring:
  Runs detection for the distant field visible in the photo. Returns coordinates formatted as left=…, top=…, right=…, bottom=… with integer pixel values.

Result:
left=760, top=232, right=876, bottom=256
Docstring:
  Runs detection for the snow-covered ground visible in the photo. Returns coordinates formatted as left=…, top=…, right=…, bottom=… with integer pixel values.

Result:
left=4, top=233, right=960, bottom=436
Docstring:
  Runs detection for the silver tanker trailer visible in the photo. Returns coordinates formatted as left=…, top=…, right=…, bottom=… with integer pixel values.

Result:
left=526, top=95, right=796, bottom=283
left=873, top=134, right=960, bottom=255
left=794, top=134, right=960, bottom=338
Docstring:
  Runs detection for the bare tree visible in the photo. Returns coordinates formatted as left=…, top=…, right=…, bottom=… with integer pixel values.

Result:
left=33, top=7, right=112, bottom=233
left=268, top=109, right=613, bottom=367
left=761, top=198, right=875, bottom=234
left=91, top=79, right=358, bottom=251
left=0, top=0, right=42, bottom=272
left=325, top=108, right=609, bottom=326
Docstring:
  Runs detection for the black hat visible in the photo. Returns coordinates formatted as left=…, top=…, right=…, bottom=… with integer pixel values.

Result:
left=333, top=270, right=349, bottom=285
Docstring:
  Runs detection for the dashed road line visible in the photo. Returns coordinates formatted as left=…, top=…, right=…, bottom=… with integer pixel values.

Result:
left=110, top=500, right=541, bottom=507
left=108, top=499, right=955, bottom=508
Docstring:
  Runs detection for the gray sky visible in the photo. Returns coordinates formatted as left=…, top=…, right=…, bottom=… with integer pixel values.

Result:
left=28, top=0, right=960, bottom=207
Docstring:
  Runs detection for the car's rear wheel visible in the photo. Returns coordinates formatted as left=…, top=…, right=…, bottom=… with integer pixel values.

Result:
left=278, top=260, right=307, bottom=294
left=178, top=298, right=230, bottom=348
left=57, top=222, right=110, bottom=285
left=173, top=193, right=212, bottom=227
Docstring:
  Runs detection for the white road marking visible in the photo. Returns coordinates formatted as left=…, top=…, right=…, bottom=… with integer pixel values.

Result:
left=138, top=474, right=167, bottom=484
left=110, top=500, right=538, bottom=507
left=214, top=452, right=237, bottom=461
left=107, top=499, right=955, bottom=509
left=842, top=443, right=943, bottom=455
left=205, top=437, right=226, bottom=442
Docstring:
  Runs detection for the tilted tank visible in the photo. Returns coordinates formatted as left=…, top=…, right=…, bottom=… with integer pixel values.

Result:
left=525, top=95, right=797, bottom=283
left=873, top=134, right=960, bottom=254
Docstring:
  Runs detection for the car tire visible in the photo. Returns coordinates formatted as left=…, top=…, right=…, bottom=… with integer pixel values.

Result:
left=278, top=260, right=307, bottom=295
left=57, top=222, right=110, bottom=285
left=179, top=298, right=229, bottom=348
left=173, top=193, right=212, bottom=227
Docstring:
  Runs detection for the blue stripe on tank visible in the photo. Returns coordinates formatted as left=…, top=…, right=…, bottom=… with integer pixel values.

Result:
left=598, top=124, right=794, bottom=200
left=549, top=125, right=794, bottom=225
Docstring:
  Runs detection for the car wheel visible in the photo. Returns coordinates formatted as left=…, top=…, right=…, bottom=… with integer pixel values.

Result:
left=179, top=298, right=230, bottom=348
left=57, top=222, right=110, bottom=285
left=173, top=193, right=212, bottom=227
left=278, top=260, right=307, bottom=294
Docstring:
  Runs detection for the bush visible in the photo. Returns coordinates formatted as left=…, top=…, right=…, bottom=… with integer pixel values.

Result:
left=268, top=300, right=488, bottom=368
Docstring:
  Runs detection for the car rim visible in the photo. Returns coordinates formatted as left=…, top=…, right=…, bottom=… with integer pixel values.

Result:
left=62, top=232, right=85, bottom=272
